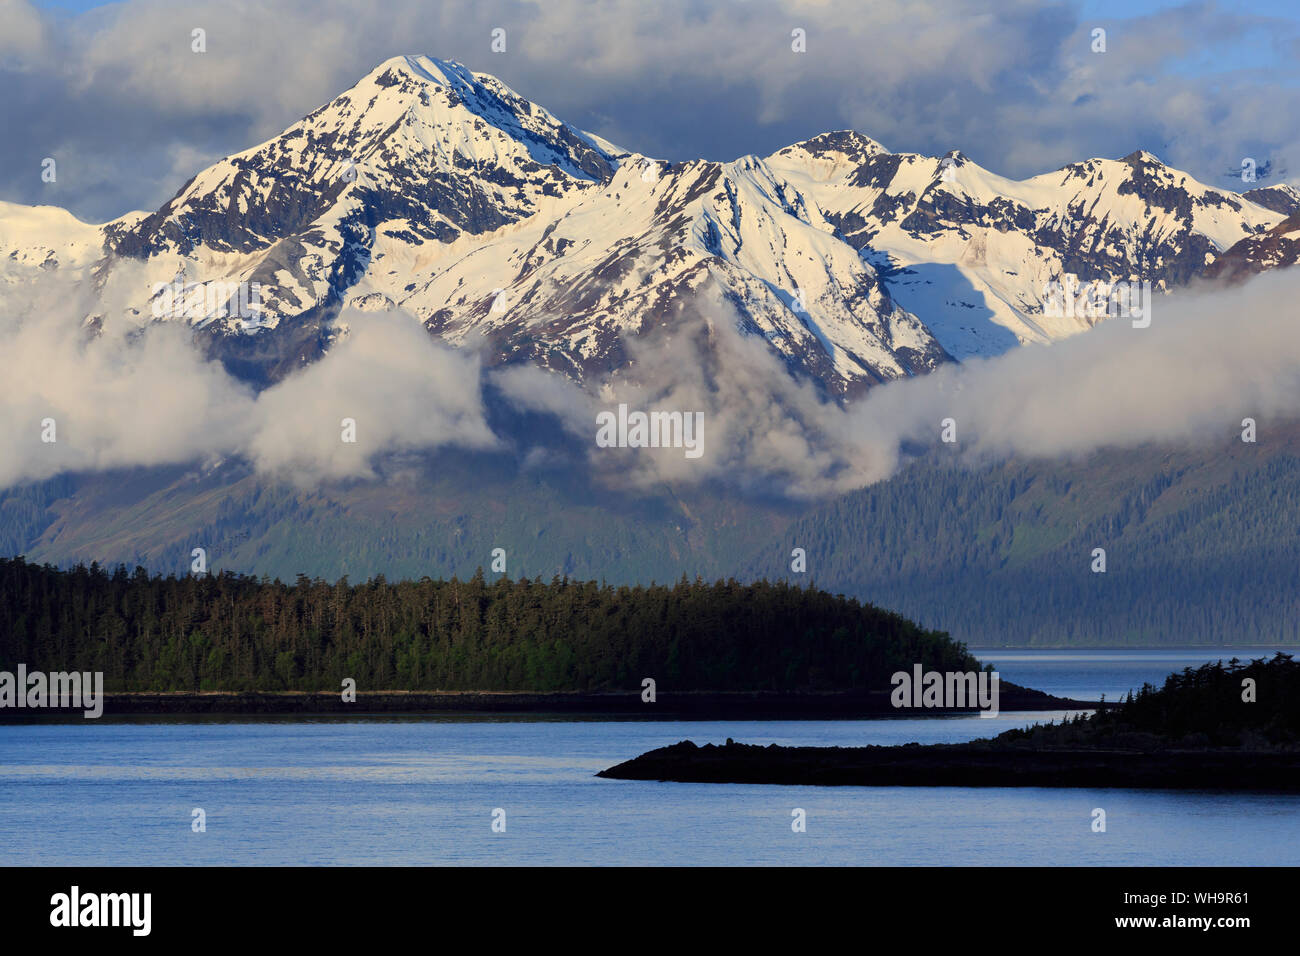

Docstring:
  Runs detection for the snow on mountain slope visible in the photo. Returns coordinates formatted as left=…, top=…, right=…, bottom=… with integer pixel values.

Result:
left=0, top=57, right=1291, bottom=397
left=767, top=136, right=1285, bottom=359
left=0, top=200, right=115, bottom=280
left=1243, top=184, right=1300, bottom=217
left=1204, top=212, right=1300, bottom=281
left=0, top=201, right=148, bottom=325
left=354, top=150, right=946, bottom=394
left=95, top=55, right=621, bottom=334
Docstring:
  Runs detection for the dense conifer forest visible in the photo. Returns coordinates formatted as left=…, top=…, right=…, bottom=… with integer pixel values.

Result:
left=1003, top=653, right=1300, bottom=748
left=0, top=557, right=979, bottom=693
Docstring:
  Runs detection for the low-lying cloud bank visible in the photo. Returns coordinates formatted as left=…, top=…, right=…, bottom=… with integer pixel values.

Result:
left=0, top=267, right=498, bottom=488
left=849, top=267, right=1300, bottom=480
left=499, top=269, right=1300, bottom=496
left=2, top=265, right=1299, bottom=498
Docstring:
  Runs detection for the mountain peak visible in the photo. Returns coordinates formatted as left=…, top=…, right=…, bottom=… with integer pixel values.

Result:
left=362, top=55, right=502, bottom=101
left=1122, top=149, right=1163, bottom=166
left=1243, top=183, right=1300, bottom=216
left=384, top=54, right=470, bottom=83
left=107, top=54, right=622, bottom=262
left=341, top=54, right=620, bottom=182
left=773, top=130, right=887, bottom=164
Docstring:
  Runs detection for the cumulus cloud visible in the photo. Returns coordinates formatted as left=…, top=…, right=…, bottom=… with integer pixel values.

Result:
left=1, top=0, right=1296, bottom=222
left=847, top=268, right=1300, bottom=473
left=0, top=271, right=498, bottom=487
left=2, top=257, right=1300, bottom=498
left=0, top=271, right=256, bottom=485
left=247, top=313, right=498, bottom=483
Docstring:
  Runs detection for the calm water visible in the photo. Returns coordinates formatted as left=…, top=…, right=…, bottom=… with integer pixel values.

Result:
left=2, top=648, right=1297, bottom=866
left=976, top=646, right=1294, bottom=702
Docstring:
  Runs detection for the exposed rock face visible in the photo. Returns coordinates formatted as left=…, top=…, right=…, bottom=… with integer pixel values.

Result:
left=1243, top=184, right=1300, bottom=217
left=1203, top=213, right=1300, bottom=282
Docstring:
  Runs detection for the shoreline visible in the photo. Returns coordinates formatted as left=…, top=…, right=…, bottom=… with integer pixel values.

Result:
left=598, top=739, right=1300, bottom=790
left=0, top=683, right=1096, bottom=720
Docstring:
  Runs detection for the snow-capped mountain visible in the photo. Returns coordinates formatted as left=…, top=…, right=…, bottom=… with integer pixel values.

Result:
left=1, top=55, right=1293, bottom=396
left=393, top=149, right=947, bottom=392
left=97, top=54, right=624, bottom=370
left=0, top=200, right=108, bottom=272
left=767, top=133, right=1284, bottom=359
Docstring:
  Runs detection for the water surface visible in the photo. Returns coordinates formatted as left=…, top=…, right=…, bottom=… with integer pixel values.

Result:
left=2, top=648, right=1297, bottom=866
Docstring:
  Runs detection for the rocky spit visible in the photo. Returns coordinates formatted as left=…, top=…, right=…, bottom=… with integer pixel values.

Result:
left=598, top=738, right=1300, bottom=790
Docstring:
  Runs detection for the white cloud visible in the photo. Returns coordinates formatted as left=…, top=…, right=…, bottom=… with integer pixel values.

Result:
left=847, top=268, right=1300, bottom=472
left=0, top=273, right=498, bottom=487
left=2, top=259, right=1299, bottom=500
left=247, top=312, right=499, bottom=483
left=497, top=268, right=1300, bottom=497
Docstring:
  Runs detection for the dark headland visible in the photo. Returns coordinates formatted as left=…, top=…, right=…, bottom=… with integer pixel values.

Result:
left=599, top=654, right=1300, bottom=790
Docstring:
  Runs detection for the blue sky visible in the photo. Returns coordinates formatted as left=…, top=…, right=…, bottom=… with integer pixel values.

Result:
left=1080, top=0, right=1298, bottom=81
left=5, top=0, right=1298, bottom=221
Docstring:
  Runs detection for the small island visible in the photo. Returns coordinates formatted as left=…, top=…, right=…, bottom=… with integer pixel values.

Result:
left=0, top=557, right=1091, bottom=719
left=599, top=654, right=1300, bottom=790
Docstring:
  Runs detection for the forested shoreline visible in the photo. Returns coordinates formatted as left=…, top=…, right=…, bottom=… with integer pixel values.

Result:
left=0, top=557, right=980, bottom=693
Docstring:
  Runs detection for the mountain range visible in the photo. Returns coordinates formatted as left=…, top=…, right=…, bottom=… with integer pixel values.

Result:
left=4, top=54, right=1298, bottom=396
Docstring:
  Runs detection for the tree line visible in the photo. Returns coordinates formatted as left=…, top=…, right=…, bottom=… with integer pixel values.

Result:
left=0, top=557, right=979, bottom=693
left=1004, top=653, right=1300, bottom=749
